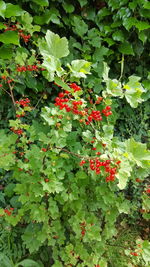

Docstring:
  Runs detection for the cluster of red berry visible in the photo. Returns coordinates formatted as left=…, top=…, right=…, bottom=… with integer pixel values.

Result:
left=4, top=207, right=14, bottom=216
left=3, top=23, right=31, bottom=43
left=19, top=32, right=31, bottom=43
left=130, top=252, right=138, bottom=256
left=10, top=128, right=23, bottom=135
left=16, top=113, right=25, bottom=118
left=80, top=158, right=121, bottom=182
left=0, top=75, right=14, bottom=86
left=15, top=98, right=30, bottom=107
left=87, top=110, right=102, bottom=123
left=102, top=106, right=112, bottom=116
left=146, top=186, right=150, bottom=194
left=16, top=65, right=45, bottom=72
left=80, top=221, right=86, bottom=237
left=54, top=84, right=112, bottom=125
left=4, top=24, right=17, bottom=32
left=69, top=83, right=81, bottom=92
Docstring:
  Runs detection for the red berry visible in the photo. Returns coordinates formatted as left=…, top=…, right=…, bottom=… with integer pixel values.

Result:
left=135, top=178, right=141, bottom=183
left=58, top=92, right=64, bottom=98
left=42, top=148, right=47, bottom=152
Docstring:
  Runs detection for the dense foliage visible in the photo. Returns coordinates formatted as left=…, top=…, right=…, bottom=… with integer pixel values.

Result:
left=0, top=0, right=149, bottom=267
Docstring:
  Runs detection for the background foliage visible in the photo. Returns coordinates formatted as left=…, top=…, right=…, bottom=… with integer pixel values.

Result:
left=0, top=0, right=149, bottom=266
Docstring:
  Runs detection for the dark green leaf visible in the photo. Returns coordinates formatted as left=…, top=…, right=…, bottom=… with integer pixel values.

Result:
left=118, top=42, right=134, bottom=55
left=32, top=0, right=49, bottom=6
left=0, top=31, right=19, bottom=45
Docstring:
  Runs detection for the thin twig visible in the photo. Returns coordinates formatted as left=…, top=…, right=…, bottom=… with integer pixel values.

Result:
left=56, top=147, right=84, bottom=159
left=1, top=87, right=12, bottom=97
left=33, top=94, right=44, bottom=110
left=8, top=82, right=16, bottom=108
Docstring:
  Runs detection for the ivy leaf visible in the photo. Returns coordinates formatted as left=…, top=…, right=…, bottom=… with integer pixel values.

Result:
left=118, top=42, right=134, bottom=55
left=72, top=16, right=88, bottom=37
left=0, top=31, right=19, bottom=45
left=5, top=3, right=23, bottom=17
left=62, top=3, right=74, bottom=13
left=112, top=30, right=125, bottom=42
left=0, top=1, right=6, bottom=18
left=138, top=31, right=148, bottom=44
left=32, top=0, right=49, bottom=6
left=34, top=8, right=60, bottom=25
left=68, top=59, right=91, bottom=78
left=136, top=21, right=150, bottom=31
left=77, top=0, right=87, bottom=7
left=123, top=17, right=137, bottom=30
left=39, top=30, right=69, bottom=59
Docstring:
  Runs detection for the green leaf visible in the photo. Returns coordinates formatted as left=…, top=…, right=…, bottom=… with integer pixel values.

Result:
left=144, top=2, right=150, bottom=9
left=0, top=1, right=6, bottom=18
left=77, top=0, right=87, bottom=7
left=5, top=3, right=23, bottom=17
left=39, top=30, right=69, bottom=58
left=118, top=42, right=134, bottom=55
left=138, top=31, right=148, bottom=44
left=54, top=77, right=71, bottom=91
left=22, top=224, right=43, bottom=253
left=4, top=183, right=16, bottom=197
left=0, top=22, right=5, bottom=29
left=0, top=253, right=12, bottom=267
left=76, top=171, right=87, bottom=180
left=142, top=241, right=150, bottom=264
left=16, top=259, right=42, bottom=267
left=124, top=76, right=146, bottom=108
left=116, top=160, right=132, bottom=189
left=0, top=31, right=19, bottom=45
left=31, top=0, right=49, bottom=6
left=0, top=45, right=13, bottom=59
left=102, top=62, right=110, bottom=81
left=123, top=17, right=137, bottom=30
left=102, top=125, right=114, bottom=139
left=42, top=55, right=65, bottom=81
left=112, top=30, right=125, bottom=42
left=68, top=59, right=91, bottom=78
left=105, top=79, right=123, bottom=97
left=41, top=107, right=56, bottom=125
left=34, top=8, right=60, bottom=25
left=62, top=3, right=74, bottom=13
left=136, top=21, right=150, bottom=31
left=125, top=138, right=150, bottom=167
left=25, top=75, right=37, bottom=90
left=52, top=261, right=63, bottom=267
left=72, top=16, right=88, bottom=37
